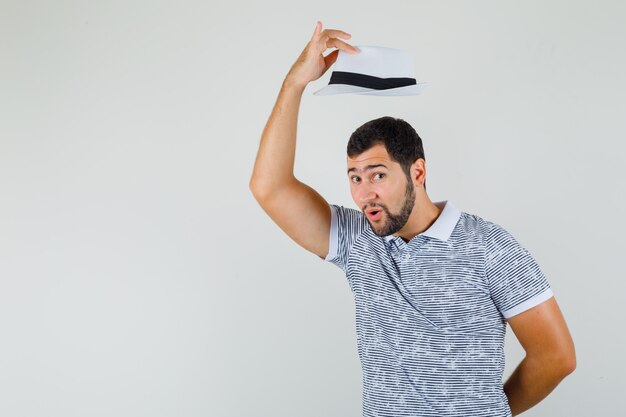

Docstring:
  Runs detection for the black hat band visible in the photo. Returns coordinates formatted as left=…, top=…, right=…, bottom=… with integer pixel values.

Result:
left=328, top=71, right=416, bottom=90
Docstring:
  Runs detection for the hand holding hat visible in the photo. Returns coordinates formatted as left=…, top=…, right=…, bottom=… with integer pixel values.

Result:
left=286, top=21, right=359, bottom=89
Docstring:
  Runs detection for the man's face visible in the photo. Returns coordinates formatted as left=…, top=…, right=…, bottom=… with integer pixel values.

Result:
left=347, top=143, right=415, bottom=237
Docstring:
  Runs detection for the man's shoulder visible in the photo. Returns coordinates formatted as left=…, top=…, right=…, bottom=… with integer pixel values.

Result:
left=329, top=203, right=371, bottom=237
left=458, top=210, right=524, bottom=254
left=455, top=210, right=495, bottom=239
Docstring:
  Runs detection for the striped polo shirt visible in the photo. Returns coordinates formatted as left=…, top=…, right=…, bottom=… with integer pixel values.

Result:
left=324, top=200, right=553, bottom=417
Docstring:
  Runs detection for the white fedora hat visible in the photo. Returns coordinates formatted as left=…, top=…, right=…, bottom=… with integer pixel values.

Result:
left=313, top=45, right=427, bottom=96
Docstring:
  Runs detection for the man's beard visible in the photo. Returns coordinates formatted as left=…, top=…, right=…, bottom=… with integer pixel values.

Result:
left=367, top=178, right=415, bottom=237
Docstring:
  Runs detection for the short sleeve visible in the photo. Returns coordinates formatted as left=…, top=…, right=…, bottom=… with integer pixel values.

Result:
left=324, top=204, right=368, bottom=272
left=486, top=223, right=553, bottom=319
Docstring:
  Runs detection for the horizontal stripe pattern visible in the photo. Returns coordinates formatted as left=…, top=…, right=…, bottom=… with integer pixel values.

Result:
left=325, top=201, right=551, bottom=417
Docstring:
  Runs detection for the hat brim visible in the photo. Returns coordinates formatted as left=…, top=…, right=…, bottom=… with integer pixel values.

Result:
left=313, top=82, right=427, bottom=96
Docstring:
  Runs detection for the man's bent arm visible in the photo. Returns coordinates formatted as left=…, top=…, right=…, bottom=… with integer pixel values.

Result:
left=249, top=77, right=333, bottom=258
left=249, top=22, right=357, bottom=258
left=504, top=297, right=576, bottom=415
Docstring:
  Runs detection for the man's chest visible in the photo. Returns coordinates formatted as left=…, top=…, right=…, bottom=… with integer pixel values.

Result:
left=346, top=243, right=502, bottom=332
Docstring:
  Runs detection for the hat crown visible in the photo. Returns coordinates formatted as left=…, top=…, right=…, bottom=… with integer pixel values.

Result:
left=333, top=45, right=416, bottom=78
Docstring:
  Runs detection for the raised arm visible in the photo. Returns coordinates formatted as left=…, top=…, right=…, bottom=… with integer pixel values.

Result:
left=249, top=21, right=358, bottom=259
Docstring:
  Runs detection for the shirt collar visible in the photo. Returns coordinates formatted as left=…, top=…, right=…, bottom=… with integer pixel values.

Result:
left=383, top=200, right=461, bottom=243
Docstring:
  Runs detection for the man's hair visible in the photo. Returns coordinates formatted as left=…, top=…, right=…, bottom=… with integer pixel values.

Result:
left=347, top=116, right=426, bottom=189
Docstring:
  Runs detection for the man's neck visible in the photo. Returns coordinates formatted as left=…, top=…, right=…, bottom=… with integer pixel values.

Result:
left=395, top=197, right=443, bottom=243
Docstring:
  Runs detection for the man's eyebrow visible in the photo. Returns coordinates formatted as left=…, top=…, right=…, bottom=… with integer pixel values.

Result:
left=347, top=164, right=388, bottom=175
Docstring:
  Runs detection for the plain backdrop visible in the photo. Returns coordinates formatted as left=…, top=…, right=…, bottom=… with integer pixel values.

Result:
left=1, top=1, right=625, bottom=416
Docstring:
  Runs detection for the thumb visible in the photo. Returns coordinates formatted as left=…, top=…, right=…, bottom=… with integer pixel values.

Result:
left=323, top=49, right=339, bottom=69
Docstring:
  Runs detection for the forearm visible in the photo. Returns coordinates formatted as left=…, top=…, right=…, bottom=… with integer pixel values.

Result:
left=249, top=76, right=306, bottom=195
left=503, top=354, right=573, bottom=416
left=251, top=21, right=356, bottom=194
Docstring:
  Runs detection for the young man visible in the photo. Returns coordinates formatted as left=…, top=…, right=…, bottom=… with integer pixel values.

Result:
left=249, top=21, right=576, bottom=417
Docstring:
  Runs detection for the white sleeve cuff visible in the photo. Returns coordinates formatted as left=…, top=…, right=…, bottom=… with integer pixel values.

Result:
left=501, top=288, right=554, bottom=319
left=324, top=204, right=339, bottom=261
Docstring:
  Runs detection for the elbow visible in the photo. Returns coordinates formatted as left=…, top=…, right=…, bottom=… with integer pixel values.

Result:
left=561, top=352, right=576, bottom=377
left=531, top=345, right=576, bottom=380
left=248, top=174, right=259, bottom=192
left=553, top=347, right=577, bottom=379
left=248, top=175, right=261, bottom=195
left=249, top=177, right=268, bottom=202
left=562, top=339, right=577, bottom=377
left=249, top=176, right=295, bottom=202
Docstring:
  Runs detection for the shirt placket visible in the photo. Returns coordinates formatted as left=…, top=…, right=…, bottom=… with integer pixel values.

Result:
left=385, top=236, right=438, bottom=326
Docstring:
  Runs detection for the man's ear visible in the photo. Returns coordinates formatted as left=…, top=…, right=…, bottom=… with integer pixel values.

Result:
left=411, top=158, right=426, bottom=187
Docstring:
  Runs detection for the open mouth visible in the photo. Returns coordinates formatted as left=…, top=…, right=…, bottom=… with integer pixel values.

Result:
left=367, top=210, right=382, bottom=221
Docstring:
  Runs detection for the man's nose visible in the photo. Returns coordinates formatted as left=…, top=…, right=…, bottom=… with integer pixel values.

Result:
left=357, top=186, right=377, bottom=205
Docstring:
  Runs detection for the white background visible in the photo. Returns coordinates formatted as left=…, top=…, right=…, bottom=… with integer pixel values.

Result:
left=1, top=1, right=624, bottom=416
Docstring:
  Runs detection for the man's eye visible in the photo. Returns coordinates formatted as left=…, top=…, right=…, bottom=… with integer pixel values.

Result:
left=373, top=173, right=385, bottom=180
left=351, top=176, right=361, bottom=183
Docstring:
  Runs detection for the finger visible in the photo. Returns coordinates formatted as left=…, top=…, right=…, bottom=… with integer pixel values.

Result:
left=322, top=28, right=351, bottom=40
left=312, top=20, right=322, bottom=37
left=326, top=37, right=359, bottom=54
